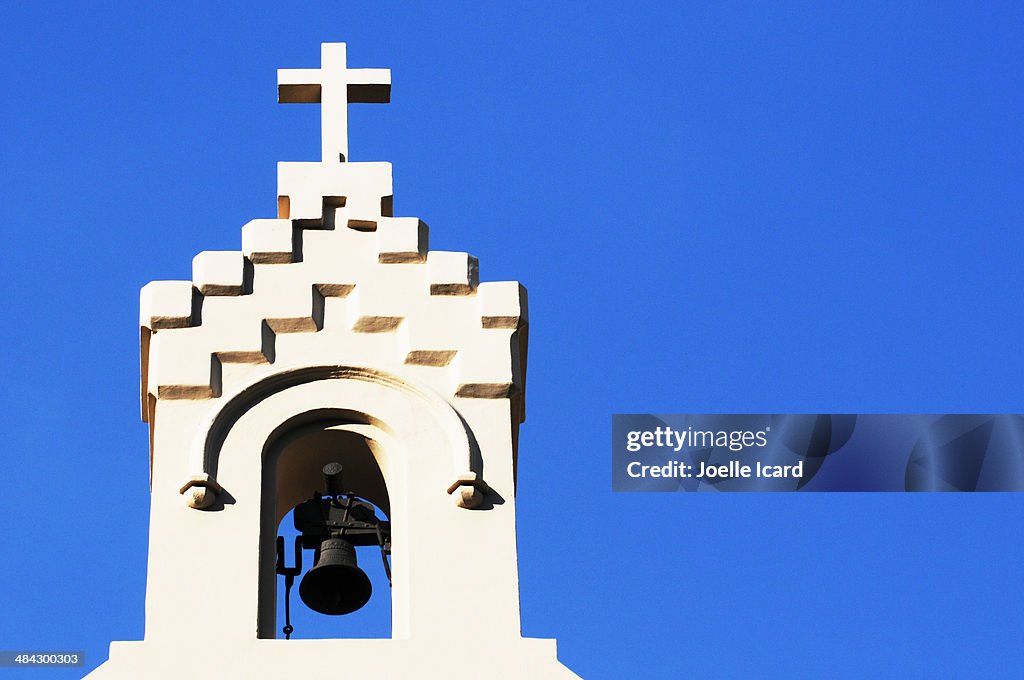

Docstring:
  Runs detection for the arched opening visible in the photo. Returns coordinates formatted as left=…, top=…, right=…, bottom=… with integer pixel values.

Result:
left=194, top=365, right=480, bottom=642
left=262, top=419, right=394, bottom=639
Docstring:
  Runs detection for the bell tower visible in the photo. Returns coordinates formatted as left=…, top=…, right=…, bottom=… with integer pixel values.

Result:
left=89, top=43, right=579, bottom=679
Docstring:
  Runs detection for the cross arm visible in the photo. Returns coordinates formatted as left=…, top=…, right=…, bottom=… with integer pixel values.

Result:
left=278, top=68, right=324, bottom=103
left=347, top=68, right=391, bottom=103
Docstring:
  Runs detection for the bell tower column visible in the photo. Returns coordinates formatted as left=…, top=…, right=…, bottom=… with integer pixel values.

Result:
left=88, top=42, right=579, bottom=679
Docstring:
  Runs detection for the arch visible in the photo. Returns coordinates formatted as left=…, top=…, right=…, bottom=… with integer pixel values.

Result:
left=170, top=365, right=496, bottom=640
left=178, top=365, right=487, bottom=510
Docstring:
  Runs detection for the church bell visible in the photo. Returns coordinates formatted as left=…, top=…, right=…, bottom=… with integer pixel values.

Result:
left=299, top=537, right=373, bottom=615
left=276, top=462, right=392, bottom=637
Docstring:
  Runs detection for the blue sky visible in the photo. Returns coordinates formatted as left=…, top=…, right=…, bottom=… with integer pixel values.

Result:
left=1, top=2, right=1023, bottom=678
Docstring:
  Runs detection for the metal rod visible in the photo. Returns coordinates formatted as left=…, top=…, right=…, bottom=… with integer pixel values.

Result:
left=283, top=574, right=294, bottom=640
left=376, top=525, right=392, bottom=586
left=275, top=535, right=304, bottom=639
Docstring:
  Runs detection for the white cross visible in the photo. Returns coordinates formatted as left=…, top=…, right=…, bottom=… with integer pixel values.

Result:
left=278, top=43, right=391, bottom=163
